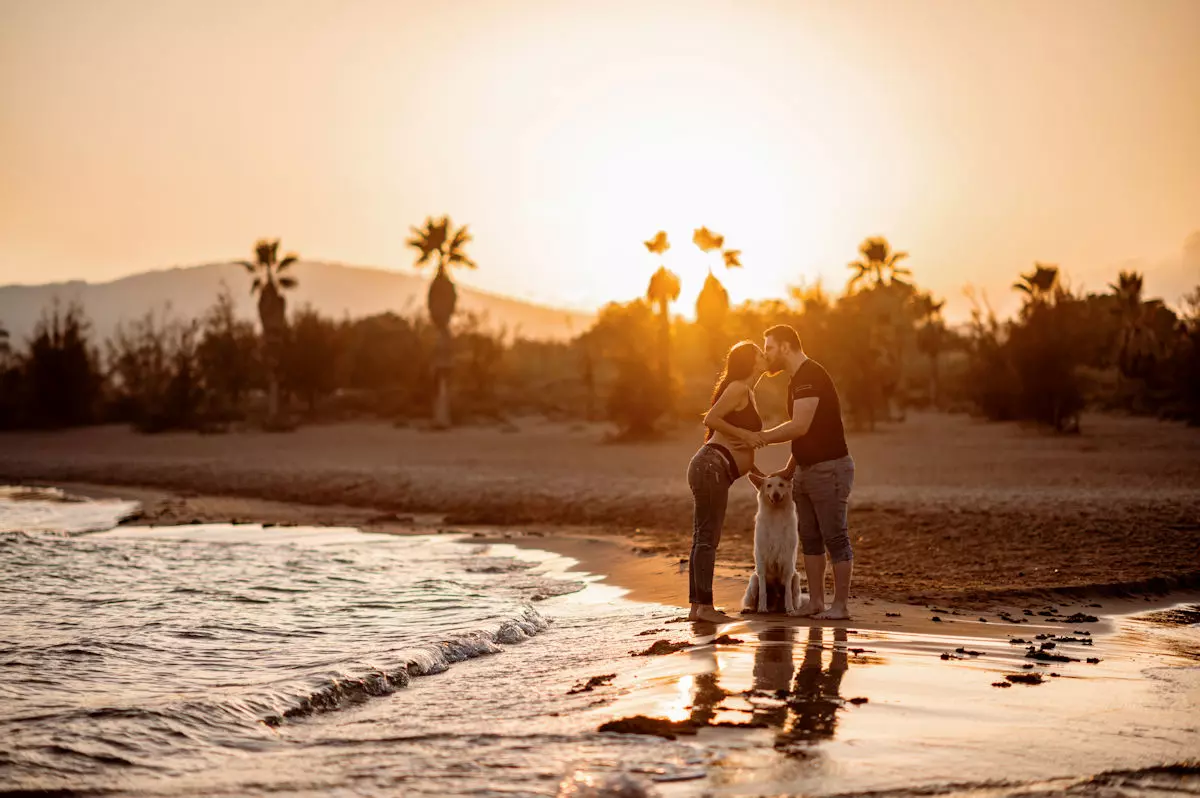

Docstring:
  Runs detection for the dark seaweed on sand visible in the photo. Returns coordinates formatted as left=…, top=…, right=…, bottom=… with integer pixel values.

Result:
left=630, top=640, right=690, bottom=657
left=567, top=674, right=616, bottom=695
left=598, top=715, right=698, bottom=739
left=1005, top=672, right=1045, bottom=685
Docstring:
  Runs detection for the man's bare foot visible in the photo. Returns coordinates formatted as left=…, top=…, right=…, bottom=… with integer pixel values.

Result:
left=812, top=603, right=850, bottom=621
left=790, top=601, right=825, bottom=617
left=689, top=606, right=735, bottom=623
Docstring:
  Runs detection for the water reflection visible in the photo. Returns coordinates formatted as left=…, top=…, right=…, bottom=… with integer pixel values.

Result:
left=680, top=625, right=853, bottom=755
left=777, top=626, right=848, bottom=753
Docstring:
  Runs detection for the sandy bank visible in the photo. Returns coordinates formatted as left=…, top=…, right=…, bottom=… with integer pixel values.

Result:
left=3, top=410, right=1198, bottom=604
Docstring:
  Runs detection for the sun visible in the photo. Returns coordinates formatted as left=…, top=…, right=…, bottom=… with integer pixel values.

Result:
left=501, top=55, right=860, bottom=313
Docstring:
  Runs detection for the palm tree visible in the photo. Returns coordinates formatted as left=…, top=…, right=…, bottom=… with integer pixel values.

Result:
left=0, top=320, right=9, bottom=362
left=238, top=238, right=298, bottom=423
left=1108, top=270, right=1159, bottom=379
left=644, top=231, right=679, bottom=389
left=407, top=215, right=477, bottom=428
left=1013, top=262, right=1060, bottom=304
left=913, top=292, right=948, bottom=408
left=693, top=227, right=741, bottom=364
left=847, top=236, right=910, bottom=292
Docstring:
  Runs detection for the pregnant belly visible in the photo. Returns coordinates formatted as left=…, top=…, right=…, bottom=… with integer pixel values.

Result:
left=709, top=432, right=754, bottom=477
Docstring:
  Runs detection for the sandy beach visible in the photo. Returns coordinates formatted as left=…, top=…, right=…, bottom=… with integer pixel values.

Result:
left=3, top=411, right=1198, bottom=606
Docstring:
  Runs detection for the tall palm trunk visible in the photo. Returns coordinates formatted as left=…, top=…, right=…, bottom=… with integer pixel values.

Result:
left=432, top=328, right=452, bottom=429
left=428, top=264, right=457, bottom=429
left=257, top=283, right=287, bottom=424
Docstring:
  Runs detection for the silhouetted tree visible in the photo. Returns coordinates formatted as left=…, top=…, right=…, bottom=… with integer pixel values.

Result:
left=107, top=308, right=206, bottom=432
left=913, top=292, right=949, bottom=408
left=693, top=226, right=741, bottom=365
left=197, top=285, right=260, bottom=420
left=1013, top=262, right=1060, bottom=308
left=1108, top=270, right=1161, bottom=380
left=282, top=306, right=342, bottom=414
left=847, top=236, right=910, bottom=291
left=0, top=320, right=17, bottom=428
left=454, top=312, right=506, bottom=416
left=644, top=230, right=680, bottom=405
left=591, top=299, right=669, bottom=437
left=239, top=239, right=298, bottom=425
left=340, top=312, right=433, bottom=418
left=407, top=215, right=476, bottom=428
left=23, top=301, right=102, bottom=427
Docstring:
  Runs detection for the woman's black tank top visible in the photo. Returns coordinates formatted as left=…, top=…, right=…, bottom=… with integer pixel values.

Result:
left=724, top=398, right=763, bottom=432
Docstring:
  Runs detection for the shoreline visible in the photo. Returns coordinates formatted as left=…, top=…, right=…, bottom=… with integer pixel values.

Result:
left=40, top=479, right=1200, bottom=622
left=3, top=412, right=1198, bottom=606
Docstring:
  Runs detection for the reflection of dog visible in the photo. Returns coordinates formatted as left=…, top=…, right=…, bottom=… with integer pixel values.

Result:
left=742, top=472, right=803, bottom=615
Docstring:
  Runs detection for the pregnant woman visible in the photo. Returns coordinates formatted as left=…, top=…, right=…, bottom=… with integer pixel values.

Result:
left=687, top=341, right=767, bottom=622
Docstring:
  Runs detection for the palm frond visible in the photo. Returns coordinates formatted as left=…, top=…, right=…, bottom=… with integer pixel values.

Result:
left=693, top=226, right=724, bottom=253
left=644, top=231, right=670, bottom=255
left=278, top=276, right=298, bottom=289
left=277, top=255, right=299, bottom=272
left=449, top=225, right=473, bottom=250
left=250, top=277, right=264, bottom=295
left=237, top=260, right=257, bottom=275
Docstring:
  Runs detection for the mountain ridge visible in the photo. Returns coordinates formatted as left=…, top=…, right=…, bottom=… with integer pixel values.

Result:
left=0, top=261, right=594, bottom=344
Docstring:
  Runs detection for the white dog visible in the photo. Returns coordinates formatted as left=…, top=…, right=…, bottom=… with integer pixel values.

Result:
left=742, top=471, right=804, bottom=615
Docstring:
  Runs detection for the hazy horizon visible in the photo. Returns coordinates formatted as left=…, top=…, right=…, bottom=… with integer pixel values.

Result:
left=2, top=0, right=1198, bottom=319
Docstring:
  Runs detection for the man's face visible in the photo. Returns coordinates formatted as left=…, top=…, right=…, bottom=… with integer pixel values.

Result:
left=763, top=336, right=787, bottom=375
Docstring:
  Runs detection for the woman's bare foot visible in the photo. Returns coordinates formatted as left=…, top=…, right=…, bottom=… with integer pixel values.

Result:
left=812, top=603, right=850, bottom=621
left=790, top=601, right=825, bottom=617
left=689, top=605, right=735, bottom=623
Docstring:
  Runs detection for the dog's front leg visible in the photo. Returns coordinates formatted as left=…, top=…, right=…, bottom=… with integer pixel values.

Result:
left=755, top=561, right=769, bottom=614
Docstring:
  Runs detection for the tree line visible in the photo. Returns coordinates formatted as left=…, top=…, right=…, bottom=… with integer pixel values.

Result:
left=1, top=228, right=1197, bottom=435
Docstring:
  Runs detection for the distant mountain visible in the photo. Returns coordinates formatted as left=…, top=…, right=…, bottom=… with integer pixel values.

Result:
left=0, top=262, right=594, bottom=344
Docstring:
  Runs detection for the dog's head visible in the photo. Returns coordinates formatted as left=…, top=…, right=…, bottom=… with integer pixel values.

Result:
left=749, top=471, right=792, bottom=507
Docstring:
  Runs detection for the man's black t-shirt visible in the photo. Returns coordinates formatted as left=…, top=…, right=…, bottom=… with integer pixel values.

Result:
left=787, top=358, right=850, bottom=467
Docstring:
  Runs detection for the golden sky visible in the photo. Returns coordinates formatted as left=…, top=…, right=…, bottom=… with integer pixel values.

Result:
left=2, top=0, right=1198, bottom=319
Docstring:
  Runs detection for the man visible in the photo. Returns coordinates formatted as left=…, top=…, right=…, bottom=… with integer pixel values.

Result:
left=759, top=324, right=856, bottom=620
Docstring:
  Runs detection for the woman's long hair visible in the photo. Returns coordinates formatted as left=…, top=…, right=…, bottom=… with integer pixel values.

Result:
left=705, top=340, right=761, bottom=441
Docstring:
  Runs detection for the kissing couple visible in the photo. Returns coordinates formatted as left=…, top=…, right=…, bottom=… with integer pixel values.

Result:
left=686, top=324, right=856, bottom=623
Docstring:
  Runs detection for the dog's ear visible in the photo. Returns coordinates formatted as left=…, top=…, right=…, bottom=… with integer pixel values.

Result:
left=772, top=468, right=794, bottom=482
left=748, top=471, right=765, bottom=490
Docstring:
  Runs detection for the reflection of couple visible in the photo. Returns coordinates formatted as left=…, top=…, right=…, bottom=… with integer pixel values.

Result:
left=687, top=324, right=856, bottom=623
left=685, top=625, right=849, bottom=748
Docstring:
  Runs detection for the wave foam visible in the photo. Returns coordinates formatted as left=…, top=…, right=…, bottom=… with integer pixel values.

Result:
left=263, top=606, right=550, bottom=727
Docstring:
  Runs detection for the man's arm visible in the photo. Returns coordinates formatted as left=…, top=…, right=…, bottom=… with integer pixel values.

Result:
left=761, top=397, right=819, bottom=444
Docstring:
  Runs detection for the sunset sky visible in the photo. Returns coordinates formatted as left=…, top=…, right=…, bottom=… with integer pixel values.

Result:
left=2, top=0, right=1198, bottom=320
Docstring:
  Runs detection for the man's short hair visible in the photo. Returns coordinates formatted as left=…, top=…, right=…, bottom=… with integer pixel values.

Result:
left=764, top=324, right=802, bottom=351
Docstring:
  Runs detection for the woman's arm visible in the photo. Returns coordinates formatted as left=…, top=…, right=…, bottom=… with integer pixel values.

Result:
left=703, top=384, right=764, bottom=448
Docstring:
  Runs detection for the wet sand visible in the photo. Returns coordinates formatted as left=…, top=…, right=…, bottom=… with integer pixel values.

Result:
left=496, top=535, right=1200, bottom=796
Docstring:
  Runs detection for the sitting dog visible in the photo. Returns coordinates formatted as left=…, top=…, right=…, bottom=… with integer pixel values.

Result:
left=742, top=471, right=803, bottom=615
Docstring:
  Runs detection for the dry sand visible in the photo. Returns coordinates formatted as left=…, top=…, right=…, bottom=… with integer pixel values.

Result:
left=2, top=411, right=1197, bottom=606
